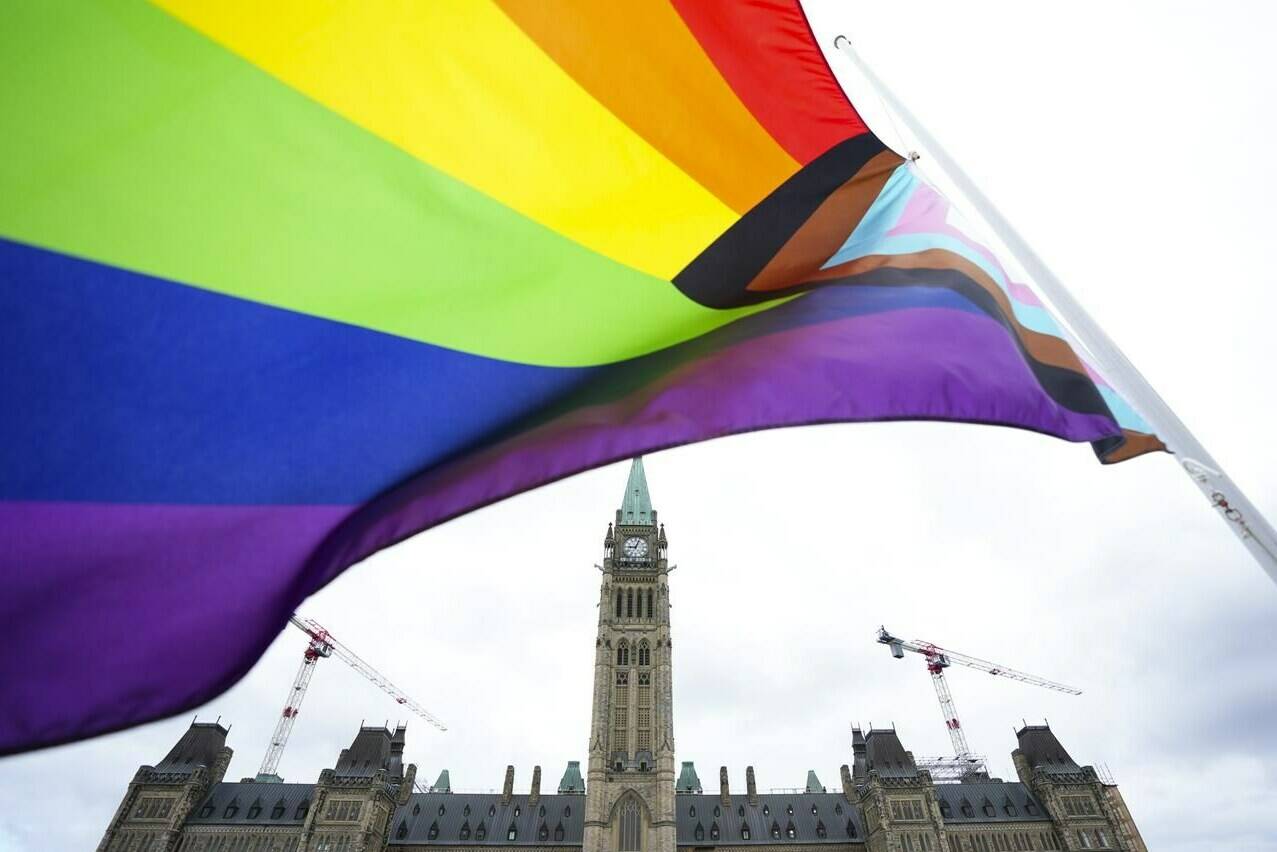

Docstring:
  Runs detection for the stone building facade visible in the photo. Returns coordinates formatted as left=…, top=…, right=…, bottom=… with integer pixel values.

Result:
left=100, top=460, right=1146, bottom=852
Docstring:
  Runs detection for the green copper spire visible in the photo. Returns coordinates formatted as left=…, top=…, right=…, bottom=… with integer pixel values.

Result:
left=431, top=769, right=451, bottom=793
left=805, top=770, right=825, bottom=793
left=619, top=456, right=653, bottom=526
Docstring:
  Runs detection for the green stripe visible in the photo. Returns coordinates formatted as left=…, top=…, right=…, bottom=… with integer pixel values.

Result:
left=0, top=0, right=772, bottom=367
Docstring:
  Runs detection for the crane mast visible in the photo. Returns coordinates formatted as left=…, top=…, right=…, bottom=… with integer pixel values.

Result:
left=876, top=626, right=1081, bottom=761
left=256, top=615, right=446, bottom=782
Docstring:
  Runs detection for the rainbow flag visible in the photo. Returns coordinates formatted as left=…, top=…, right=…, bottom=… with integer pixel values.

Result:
left=0, top=1, right=1160, bottom=754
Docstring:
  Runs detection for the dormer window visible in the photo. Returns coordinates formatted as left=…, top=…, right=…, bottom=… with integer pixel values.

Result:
left=1025, top=802, right=1039, bottom=816
left=271, top=801, right=286, bottom=820
left=741, top=826, right=751, bottom=840
left=476, top=823, right=487, bottom=841
left=939, top=800, right=952, bottom=819
left=439, top=804, right=446, bottom=816
left=459, top=821, right=471, bottom=840
left=786, top=804, right=794, bottom=816
left=786, top=821, right=797, bottom=839
left=811, top=804, right=818, bottom=816
left=428, top=821, right=440, bottom=840
left=538, top=822, right=549, bottom=841
left=815, top=821, right=827, bottom=839
left=763, top=804, right=770, bottom=817
left=554, top=823, right=565, bottom=841
left=489, top=805, right=496, bottom=818
left=982, top=800, right=996, bottom=817
left=514, top=806, right=521, bottom=818
left=223, top=803, right=238, bottom=819
left=199, top=804, right=214, bottom=819
left=295, top=801, right=309, bottom=820
left=247, top=801, right=262, bottom=819
left=694, top=823, right=705, bottom=841
left=710, top=822, right=720, bottom=840
left=397, top=819, right=408, bottom=840
left=770, top=821, right=780, bottom=838
left=846, top=819, right=857, bottom=838
left=835, top=804, right=843, bottom=816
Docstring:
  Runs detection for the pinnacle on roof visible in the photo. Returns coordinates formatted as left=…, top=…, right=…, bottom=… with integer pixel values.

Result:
left=432, top=769, right=451, bottom=793
left=619, top=457, right=653, bottom=526
left=676, top=761, right=703, bottom=794
left=558, top=760, right=585, bottom=794
left=805, top=770, right=825, bottom=793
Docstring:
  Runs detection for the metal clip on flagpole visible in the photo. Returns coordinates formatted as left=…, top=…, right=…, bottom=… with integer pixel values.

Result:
left=833, top=37, right=1277, bottom=584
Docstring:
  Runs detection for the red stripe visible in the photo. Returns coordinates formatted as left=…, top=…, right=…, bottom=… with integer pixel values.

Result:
left=671, top=0, right=870, bottom=164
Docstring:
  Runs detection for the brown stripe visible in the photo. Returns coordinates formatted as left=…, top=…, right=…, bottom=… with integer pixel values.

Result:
left=1101, top=431, right=1166, bottom=463
left=745, top=149, right=904, bottom=294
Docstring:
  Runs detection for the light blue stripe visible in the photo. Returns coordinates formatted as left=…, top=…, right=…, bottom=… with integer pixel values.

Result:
left=823, top=164, right=1154, bottom=436
left=1098, top=386, right=1153, bottom=433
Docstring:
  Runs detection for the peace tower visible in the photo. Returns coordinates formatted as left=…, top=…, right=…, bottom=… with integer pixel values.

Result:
left=584, top=458, right=676, bottom=852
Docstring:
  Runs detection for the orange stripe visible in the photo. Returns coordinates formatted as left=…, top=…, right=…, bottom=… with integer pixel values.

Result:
left=495, top=0, right=799, bottom=215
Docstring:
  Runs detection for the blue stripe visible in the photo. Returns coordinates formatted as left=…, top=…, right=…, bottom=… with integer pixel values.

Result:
left=2, top=239, right=996, bottom=504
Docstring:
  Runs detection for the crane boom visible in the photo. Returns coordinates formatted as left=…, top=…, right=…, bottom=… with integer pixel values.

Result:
left=876, top=626, right=1080, bottom=760
left=291, top=616, right=448, bottom=732
left=256, top=615, right=446, bottom=781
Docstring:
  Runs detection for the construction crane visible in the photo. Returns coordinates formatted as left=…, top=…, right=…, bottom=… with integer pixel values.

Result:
left=256, top=614, right=447, bottom=781
left=876, top=626, right=1080, bottom=764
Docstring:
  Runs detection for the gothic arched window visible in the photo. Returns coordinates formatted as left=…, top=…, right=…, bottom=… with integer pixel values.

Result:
left=646, top=589, right=653, bottom=618
left=638, top=641, right=650, bottom=667
left=617, top=642, right=629, bottom=666
left=619, top=801, right=641, bottom=852
left=626, top=588, right=634, bottom=617
left=616, top=591, right=623, bottom=618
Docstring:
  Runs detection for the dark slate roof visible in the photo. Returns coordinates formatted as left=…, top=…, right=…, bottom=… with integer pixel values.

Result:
left=188, top=782, right=313, bottom=826
left=864, top=729, right=917, bottom=779
left=1015, top=726, right=1082, bottom=775
left=154, top=722, right=228, bottom=775
left=673, top=794, right=866, bottom=846
left=389, top=794, right=583, bottom=846
left=558, top=762, right=585, bottom=795
left=934, top=782, right=1050, bottom=825
left=336, top=725, right=403, bottom=779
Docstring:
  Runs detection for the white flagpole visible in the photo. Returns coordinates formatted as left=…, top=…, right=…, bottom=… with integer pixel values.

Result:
left=833, top=37, right=1277, bottom=584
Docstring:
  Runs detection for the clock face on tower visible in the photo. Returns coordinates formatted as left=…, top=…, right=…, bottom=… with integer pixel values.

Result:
left=622, top=537, right=648, bottom=558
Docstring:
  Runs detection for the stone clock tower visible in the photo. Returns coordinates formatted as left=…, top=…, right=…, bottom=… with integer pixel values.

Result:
left=584, top=458, right=676, bottom=852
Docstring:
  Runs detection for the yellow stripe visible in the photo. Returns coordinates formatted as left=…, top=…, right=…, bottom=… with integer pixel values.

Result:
left=152, top=0, right=738, bottom=280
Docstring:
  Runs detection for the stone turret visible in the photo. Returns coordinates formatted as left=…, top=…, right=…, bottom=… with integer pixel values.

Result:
left=745, top=766, right=758, bottom=805
left=719, top=767, right=731, bottom=806
left=529, top=766, right=542, bottom=806
left=501, top=765, right=515, bottom=805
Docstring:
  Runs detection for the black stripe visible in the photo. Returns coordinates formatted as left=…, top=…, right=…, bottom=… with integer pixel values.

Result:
left=672, top=133, right=887, bottom=308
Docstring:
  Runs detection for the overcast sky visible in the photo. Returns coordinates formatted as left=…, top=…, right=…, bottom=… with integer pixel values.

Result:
left=3, top=3, right=1276, bottom=851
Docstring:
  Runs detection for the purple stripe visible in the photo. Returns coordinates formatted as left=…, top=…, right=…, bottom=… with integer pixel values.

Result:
left=3, top=306, right=1119, bottom=754
left=0, top=502, right=351, bottom=755
left=307, top=307, right=1118, bottom=586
